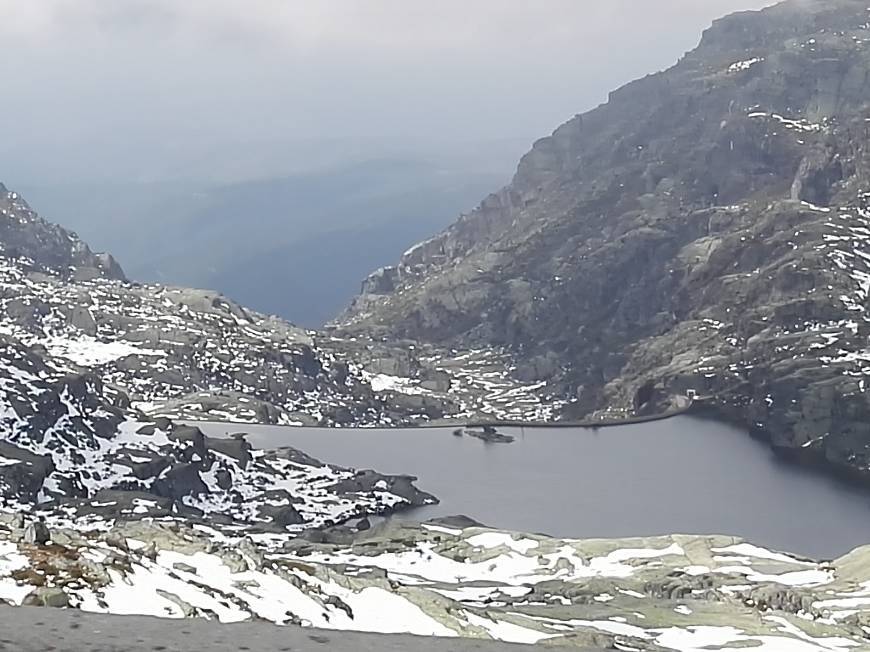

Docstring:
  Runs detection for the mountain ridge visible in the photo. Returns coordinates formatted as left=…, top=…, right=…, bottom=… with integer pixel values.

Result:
left=0, top=181, right=565, bottom=428
left=339, top=0, right=870, bottom=481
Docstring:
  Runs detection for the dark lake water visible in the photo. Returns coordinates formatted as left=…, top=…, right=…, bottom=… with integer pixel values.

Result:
left=196, top=416, right=870, bottom=559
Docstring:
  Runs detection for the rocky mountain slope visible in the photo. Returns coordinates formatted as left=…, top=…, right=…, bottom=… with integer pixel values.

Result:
left=0, top=184, right=562, bottom=428
left=340, top=0, right=870, bottom=481
left=0, top=306, right=435, bottom=535
left=0, top=180, right=562, bottom=638
left=6, top=176, right=862, bottom=651
left=8, top=176, right=866, bottom=652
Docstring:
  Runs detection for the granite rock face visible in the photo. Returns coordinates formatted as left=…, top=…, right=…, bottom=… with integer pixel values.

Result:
left=340, top=0, right=870, bottom=480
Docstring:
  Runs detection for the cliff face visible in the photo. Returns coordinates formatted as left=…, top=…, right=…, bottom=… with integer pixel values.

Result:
left=340, top=0, right=870, bottom=478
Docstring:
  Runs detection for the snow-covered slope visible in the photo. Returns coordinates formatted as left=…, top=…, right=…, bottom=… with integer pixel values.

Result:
left=0, top=185, right=563, bottom=428
left=2, top=516, right=870, bottom=650
left=0, top=184, right=447, bottom=556
left=0, top=329, right=433, bottom=526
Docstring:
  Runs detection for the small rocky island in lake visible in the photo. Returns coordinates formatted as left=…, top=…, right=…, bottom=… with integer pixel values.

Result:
left=453, top=426, right=515, bottom=444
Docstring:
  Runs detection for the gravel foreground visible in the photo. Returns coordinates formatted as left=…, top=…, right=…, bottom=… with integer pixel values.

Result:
left=0, top=607, right=579, bottom=652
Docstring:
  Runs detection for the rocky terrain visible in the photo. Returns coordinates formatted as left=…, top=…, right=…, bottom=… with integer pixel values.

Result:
left=0, top=185, right=563, bottom=428
left=6, top=1, right=870, bottom=650
left=3, top=514, right=870, bottom=649
left=339, top=0, right=870, bottom=482
left=0, top=314, right=438, bottom=533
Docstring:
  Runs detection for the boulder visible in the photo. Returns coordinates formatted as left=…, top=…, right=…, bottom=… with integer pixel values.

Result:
left=23, top=588, right=69, bottom=608
left=22, top=520, right=50, bottom=545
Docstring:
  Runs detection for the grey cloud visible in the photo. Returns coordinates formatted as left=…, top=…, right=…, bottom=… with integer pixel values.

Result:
left=0, top=0, right=777, bottom=185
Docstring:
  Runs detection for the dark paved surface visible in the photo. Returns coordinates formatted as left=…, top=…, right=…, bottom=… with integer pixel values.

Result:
left=0, top=607, right=589, bottom=651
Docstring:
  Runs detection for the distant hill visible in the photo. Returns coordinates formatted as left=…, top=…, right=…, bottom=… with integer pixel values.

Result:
left=19, top=157, right=512, bottom=327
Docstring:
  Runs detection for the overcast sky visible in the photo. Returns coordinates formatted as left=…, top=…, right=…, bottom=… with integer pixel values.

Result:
left=0, top=0, right=777, bottom=185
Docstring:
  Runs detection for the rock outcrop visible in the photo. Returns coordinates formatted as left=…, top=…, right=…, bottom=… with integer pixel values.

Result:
left=340, top=0, right=870, bottom=481
left=0, top=186, right=564, bottom=428
left=2, top=516, right=869, bottom=649
left=0, top=184, right=125, bottom=281
left=0, top=333, right=436, bottom=531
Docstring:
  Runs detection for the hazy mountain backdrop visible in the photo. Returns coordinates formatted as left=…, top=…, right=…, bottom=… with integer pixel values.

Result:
left=19, top=149, right=516, bottom=326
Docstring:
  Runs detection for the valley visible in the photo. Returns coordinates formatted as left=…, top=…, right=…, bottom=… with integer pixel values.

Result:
left=4, top=0, right=870, bottom=650
left=17, top=155, right=513, bottom=328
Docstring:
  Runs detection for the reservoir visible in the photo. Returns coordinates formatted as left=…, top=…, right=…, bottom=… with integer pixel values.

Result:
left=196, top=415, right=870, bottom=559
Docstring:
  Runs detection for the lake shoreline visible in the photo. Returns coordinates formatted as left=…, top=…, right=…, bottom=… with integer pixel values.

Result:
left=194, top=415, right=870, bottom=560
left=188, top=400, right=870, bottom=494
left=188, top=400, right=698, bottom=433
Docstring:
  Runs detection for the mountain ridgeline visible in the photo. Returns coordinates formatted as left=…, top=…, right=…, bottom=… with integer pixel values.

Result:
left=340, top=0, right=870, bottom=481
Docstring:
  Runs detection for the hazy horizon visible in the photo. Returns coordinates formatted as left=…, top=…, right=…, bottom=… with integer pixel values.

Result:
left=0, top=0, right=776, bottom=188
left=2, top=0, right=781, bottom=326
